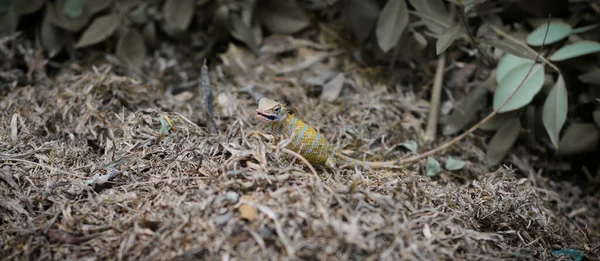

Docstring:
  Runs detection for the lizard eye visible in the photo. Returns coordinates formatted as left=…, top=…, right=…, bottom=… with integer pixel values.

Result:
left=273, top=107, right=281, bottom=112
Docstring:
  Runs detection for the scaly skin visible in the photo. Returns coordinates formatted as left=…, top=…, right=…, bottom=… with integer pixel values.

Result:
left=256, top=98, right=401, bottom=169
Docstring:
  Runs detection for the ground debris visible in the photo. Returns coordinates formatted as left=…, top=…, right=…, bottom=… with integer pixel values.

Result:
left=0, top=43, right=598, bottom=261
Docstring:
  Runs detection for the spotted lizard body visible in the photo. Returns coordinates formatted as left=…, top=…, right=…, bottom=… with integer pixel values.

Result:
left=256, top=98, right=401, bottom=169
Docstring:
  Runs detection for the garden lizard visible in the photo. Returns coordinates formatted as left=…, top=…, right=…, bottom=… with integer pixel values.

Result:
left=256, top=97, right=401, bottom=169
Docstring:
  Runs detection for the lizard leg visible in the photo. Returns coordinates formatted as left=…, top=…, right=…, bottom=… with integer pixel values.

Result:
left=325, top=157, right=337, bottom=171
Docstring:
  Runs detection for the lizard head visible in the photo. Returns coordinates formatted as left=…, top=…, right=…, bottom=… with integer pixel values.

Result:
left=256, top=97, right=288, bottom=122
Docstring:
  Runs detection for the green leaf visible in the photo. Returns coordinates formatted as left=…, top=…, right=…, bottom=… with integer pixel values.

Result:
left=86, top=0, right=112, bottom=14
left=445, top=156, right=465, bottom=171
left=63, top=0, right=84, bottom=18
left=593, top=110, right=600, bottom=129
left=116, top=27, right=146, bottom=74
left=480, top=38, right=538, bottom=60
left=571, top=23, right=600, bottom=34
left=542, top=75, right=568, bottom=149
left=401, top=140, right=418, bottom=152
left=486, top=117, right=521, bottom=166
left=579, top=69, right=600, bottom=85
left=376, top=0, right=409, bottom=52
left=0, top=0, right=11, bottom=14
left=549, top=41, right=600, bottom=61
left=493, top=63, right=544, bottom=112
left=40, top=8, right=66, bottom=57
left=426, top=157, right=441, bottom=176
left=557, top=123, right=600, bottom=155
left=75, top=13, right=120, bottom=48
left=526, top=22, right=571, bottom=46
left=157, top=116, right=171, bottom=135
left=480, top=110, right=520, bottom=131
left=407, top=0, right=450, bottom=35
left=257, top=0, right=309, bottom=34
left=11, top=0, right=44, bottom=15
left=340, top=0, right=380, bottom=43
left=436, top=22, right=465, bottom=55
left=230, top=13, right=259, bottom=54
left=47, top=0, right=91, bottom=32
left=163, top=0, right=195, bottom=33
left=443, top=86, right=488, bottom=135
left=142, top=22, right=157, bottom=48
left=0, top=8, right=18, bottom=37
left=496, top=53, right=535, bottom=84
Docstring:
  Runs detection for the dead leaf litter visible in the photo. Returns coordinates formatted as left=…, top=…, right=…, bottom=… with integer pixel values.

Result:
left=0, top=39, right=598, bottom=260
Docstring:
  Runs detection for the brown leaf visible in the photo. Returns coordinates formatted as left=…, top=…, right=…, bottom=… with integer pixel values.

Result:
left=320, top=73, right=345, bottom=102
left=238, top=195, right=257, bottom=222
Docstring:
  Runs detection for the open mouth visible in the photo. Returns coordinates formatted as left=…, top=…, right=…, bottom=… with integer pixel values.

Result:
left=256, top=112, right=277, bottom=121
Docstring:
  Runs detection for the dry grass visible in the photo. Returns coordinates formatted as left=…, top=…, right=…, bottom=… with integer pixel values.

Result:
left=1, top=38, right=599, bottom=260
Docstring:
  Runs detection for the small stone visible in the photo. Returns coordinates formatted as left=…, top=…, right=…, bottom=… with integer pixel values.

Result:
left=212, top=211, right=231, bottom=225
left=225, top=191, right=239, bottom=204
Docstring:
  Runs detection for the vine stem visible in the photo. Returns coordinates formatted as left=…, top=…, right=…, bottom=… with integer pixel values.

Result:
left=398, top=16, right=553, bottom=166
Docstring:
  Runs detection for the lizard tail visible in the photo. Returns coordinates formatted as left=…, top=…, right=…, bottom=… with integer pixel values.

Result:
left=333, top=151, right=402, bottom=169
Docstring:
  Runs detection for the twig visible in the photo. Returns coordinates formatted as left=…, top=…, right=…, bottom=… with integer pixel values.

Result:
left=424, top=54, right=446, bottom=143
left=200, top=59, right=218, bottom=134
left=459, top=5, right=494, bottom=66
left=487, top=24, right=560, bottom=73
left=0, top=158, right=87, bottom=179
left=400, top=15, right=553, bottom=166
left=280, top=148, right=319, bottom=179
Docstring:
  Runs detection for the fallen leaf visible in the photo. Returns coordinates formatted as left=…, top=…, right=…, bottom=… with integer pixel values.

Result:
left=320, top=73, right=345, bottom=102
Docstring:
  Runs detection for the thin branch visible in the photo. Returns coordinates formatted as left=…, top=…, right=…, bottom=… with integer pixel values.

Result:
left=488, top=24, right=561, bottom=73
left=400, top=15, right=553, bottom=166
left=459, top=5, right=494, bottom=66
left=424, top=54, right=446, bottom=142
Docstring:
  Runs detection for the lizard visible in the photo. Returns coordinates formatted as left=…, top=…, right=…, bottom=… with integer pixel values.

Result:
left=255, top=97, right=402, bottom=169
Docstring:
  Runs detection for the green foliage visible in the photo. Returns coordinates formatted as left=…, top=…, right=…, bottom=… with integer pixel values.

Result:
left=402, top=140, right=418, bottom=152
left=75, top=13, right=120, bottom=48
left=444, top=156, right=465, bottom=171
left=496, top=54, right=532, bottom=83
left=480, top=38, right=538, bottom=60
left=63, top=0, right=84, bottom=18
left=426, top=157, right=440, bottom=176
left=527, top=22, right=571, bottom=46
left=486, top=118, right=521, bottom=166
left=542, top=76, right=567, bottom=149
left=163, top=0, right=194, bottom=35
left=3, top=0, right=599, bottom=167
left=376, top=0, right=408, bottom=52
left=493, top=63, right=544, bottom=113
left=556, top=123, right=600, bottom=156
left=549, top=41, right=600, bottom=61
left=0, top=0, right=11, bottom=13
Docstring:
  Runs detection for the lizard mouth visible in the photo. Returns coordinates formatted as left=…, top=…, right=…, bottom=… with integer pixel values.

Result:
left=256, top=112, right=278, bottom=121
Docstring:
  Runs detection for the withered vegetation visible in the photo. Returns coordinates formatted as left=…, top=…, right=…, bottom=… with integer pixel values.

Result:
left=1, top=38, right=599, bottom=260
